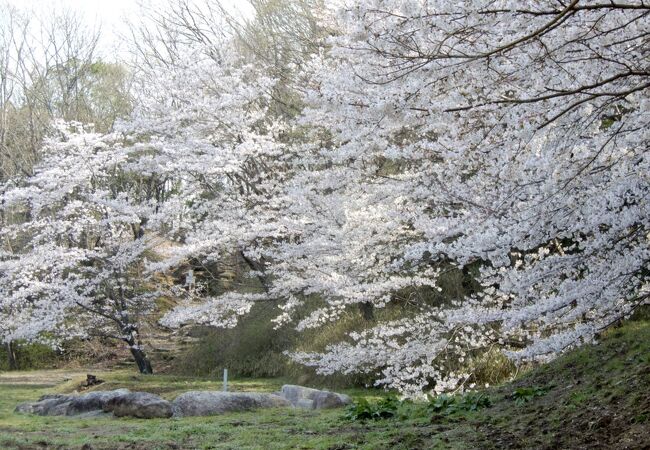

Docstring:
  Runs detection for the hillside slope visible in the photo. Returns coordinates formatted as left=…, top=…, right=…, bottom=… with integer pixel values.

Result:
left=452, top=320, right=650, bottom=449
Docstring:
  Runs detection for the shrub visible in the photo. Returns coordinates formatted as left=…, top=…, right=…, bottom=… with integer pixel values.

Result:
left=344, top=395, right=400, bottom=421
left=428, top=392, right=491, bottom=416
left=171, top=304, right=296, bottom=378
left=0, top=341, right=60, bottom=371
left=511, top=386, right=549, bottom=405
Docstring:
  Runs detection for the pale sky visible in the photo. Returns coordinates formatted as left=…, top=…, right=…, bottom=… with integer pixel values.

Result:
left=5, top=0, right=254, bottom=60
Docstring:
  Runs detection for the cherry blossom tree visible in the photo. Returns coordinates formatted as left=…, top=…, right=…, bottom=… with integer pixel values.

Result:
left=156, top=0, right=650, bottom=395
left=279, top=0, right=650, bottom=395
left=0, top=121, right=160, bottom=373
left=3, top=0, right=647, bottom=395
left=122, top=0, right=325, bottom=328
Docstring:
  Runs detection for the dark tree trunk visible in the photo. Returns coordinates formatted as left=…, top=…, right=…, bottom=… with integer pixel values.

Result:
left=6, top=341, right=17, bottom=370
left=359, top=302, right=375, bottom=321
left=239, top=250, right=269, bottom=292
left=129, top=345, right=153, bottom=374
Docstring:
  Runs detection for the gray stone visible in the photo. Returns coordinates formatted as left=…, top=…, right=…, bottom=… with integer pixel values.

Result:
left=109, top=392, right=172, bottom=419
left=172, top=391, right=290, bottom=417
left=338, top=393, right=352, bottom=405
left=44, top=400, right=74, bottom=416
left=314, top=391, right=350, bottom=409
left=14, top=402, right=36, bottom=414
left=15, top=389, right=130, bottom=416
left=279, top=385, right=351, bottom=409
left=15, top=395, right=72, bottom=415
left=38, top=394, right=67, bottom=401
left=76, top=410, right=112, bottom=419
left=66, top=389, right=131, bottom=416
left=15, top=385, right=351, bottom=418
left=295, top=399, right=315, bottom=409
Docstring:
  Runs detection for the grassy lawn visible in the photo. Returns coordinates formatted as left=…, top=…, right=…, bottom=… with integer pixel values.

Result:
left=1, top=320, right=649, bottom=449
left=0, top=371, right=417, bottom=450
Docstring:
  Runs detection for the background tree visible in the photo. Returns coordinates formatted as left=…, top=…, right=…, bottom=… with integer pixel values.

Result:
left=2, top=0, right=647, bottom=394
left=1, top=121, right=160, bottom=373
left=123, top=0, right=327, bottom=325
left=0, top=1, right=133, bottom=182
left=0, top=2, right=134, bottom=370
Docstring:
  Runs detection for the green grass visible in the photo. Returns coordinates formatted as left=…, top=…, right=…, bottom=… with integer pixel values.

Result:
left=1, top=319, right=649, bottom=449
left=0, top=371, right=398, bottom=450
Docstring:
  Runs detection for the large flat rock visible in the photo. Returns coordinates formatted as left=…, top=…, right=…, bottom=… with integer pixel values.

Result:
left=106, top=392, right=172, bottom=419
left=15, top=385, right=353, bottom=419
left=66, top=389, right=131, bottom=415
left=15, top=389, right=131, bottom=416
left=15, top=394, right=72, bottom=416
left=280, top=385, right=352, bottom=409
left=172, top=391, right=290, bottom=417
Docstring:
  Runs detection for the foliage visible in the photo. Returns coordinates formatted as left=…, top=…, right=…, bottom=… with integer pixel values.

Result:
left=344, top=395, right=400, bottom=422
left=0, top=342, right=59, bottom=371
left=511, top=386, right=550, bottom=406
left=0, top=122, right=159, bottom=373
left=171, top=304, right=297, bottom=378
left=279, top=0, right=650, bottom=396
left=465, top=348, right=516, bottom=388
left=427, top=394, right=456, bottom=415
left=0, top=4, right=132, bottom=181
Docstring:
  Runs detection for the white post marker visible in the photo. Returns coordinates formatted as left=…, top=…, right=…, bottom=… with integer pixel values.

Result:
left=223, top=368, right=228, bottom=392
left=186, top=269, right=195, bottom=292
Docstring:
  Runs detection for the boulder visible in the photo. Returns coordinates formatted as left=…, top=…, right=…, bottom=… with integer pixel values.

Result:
left=38, top=394, right=68, bottom=401
left=76, top=410, right=112, bottom=419
left=280, top=385, right=351, bottom=409
left=108, top=392, right=172, bottom=419
left=172, top=391, right=290, bottom=417
left=314, top=391, right=351, bottom=409
left=66, top=389, right=131, bottom=416
left=295, top=399, right=315, bottom=409
left=14, top=403, right=33, bottom=414
left=15, top=389, right=130, bottom=416
left=15, top=385, right=352, bottom=418
left=15, top=395, right=71, bottom=415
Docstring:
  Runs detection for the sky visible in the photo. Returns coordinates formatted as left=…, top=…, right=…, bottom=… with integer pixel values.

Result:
left=4, top=0, right=254, bottom=60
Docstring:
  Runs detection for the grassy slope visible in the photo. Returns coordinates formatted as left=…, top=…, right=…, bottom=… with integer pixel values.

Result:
left=447, top=319, right=650, bottom=450
left=0, top=320, right=648, bottom=450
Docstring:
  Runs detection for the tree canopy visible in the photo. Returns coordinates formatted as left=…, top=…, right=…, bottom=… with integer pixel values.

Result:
left=1, top=0, right=648, bottom=395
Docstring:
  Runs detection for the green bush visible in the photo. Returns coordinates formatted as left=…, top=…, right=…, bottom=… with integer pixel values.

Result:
left=172, top=298, right=379, bottom=387
left=0, top=341, right=60, bottom=371
left=466, top=347, right=517, bottom=387
left=171, top=302, right=296, bottom=378
left=169, top=257, right=489, bottom=390
left=344, top=395, right=400, bottom=421
left=511, top=386, right=549, bottom=405
left=428, top=394, right=457, bottom=414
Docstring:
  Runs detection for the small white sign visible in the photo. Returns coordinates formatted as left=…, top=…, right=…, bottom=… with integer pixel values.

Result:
left=186, top=269, right=195, bottom=288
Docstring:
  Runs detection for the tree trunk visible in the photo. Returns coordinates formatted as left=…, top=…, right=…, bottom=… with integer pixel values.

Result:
left=129, top=345, right=153, bottom=374
left=359, top=302, right=375, bottom=321
left=6, top=341, right=17, bottom=370
left=239, top=250, right=269, bottom=292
